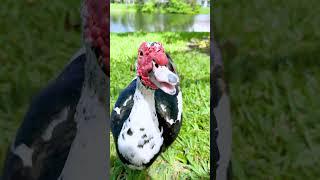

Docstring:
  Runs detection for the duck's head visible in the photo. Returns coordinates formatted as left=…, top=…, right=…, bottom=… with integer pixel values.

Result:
left=136, top=42, right=179, bottom=95
left=82, top=0, right=109, bottom=76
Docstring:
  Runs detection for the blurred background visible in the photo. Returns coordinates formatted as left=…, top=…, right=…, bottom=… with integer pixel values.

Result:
left=214, top=0, right=320, bottom=179
left=0, top=0, right=83, bottom=172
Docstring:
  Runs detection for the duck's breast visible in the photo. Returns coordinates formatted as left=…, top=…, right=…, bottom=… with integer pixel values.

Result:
left=117, top=89, right=164, bottom=168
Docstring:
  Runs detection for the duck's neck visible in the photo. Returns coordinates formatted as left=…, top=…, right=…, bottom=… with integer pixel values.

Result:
left=83, top=46, right=108, bottom=96
left=136, top=77, right=155, bottom=98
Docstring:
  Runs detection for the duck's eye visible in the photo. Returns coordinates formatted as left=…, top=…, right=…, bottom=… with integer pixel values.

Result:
left=152, top=59, right=159, bottom=68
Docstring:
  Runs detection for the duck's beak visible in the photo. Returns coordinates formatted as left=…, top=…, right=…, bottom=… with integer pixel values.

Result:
left=150, top=62, right=179, bottom=95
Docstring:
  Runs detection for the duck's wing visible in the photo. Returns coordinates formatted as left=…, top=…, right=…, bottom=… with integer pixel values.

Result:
left=151, top=53, right=182, bottom=149
left=154, top=86, right=182, bottom=149
left=110, top=79, right=137, bottom=140
left=2, top=51, right=86, bottom=180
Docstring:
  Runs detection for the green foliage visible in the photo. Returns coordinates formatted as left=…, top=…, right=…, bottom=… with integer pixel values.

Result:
left=129, top=0, right=202, bottom=14
left=141, top=1, right=157, bottom=13
left=110, top=32, right=210, bottom=179
left=199, top=7, right=210, bottom=14
left=166, top=0, right=199, bottom=14
left=111, top=3, right=137, bottom=12
left=111, top=2, right=209, bottom=15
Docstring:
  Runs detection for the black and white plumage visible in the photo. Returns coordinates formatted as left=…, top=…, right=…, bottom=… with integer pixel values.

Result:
left=111, top=42, right=182, bottom=170
left=2, top=0, right=109, bottom=179
left=2, top=48, right=109, bottom=180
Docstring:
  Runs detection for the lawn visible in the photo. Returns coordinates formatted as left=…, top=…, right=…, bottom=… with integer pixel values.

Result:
left=111, top=3, right=137, bottom=13
left=110, top=32, right=210, bottom=179
left=199, top=7, right=210, bottom=14
left=214, top=0, right=320, bottom=179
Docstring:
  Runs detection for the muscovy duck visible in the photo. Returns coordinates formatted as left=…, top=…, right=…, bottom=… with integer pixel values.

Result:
left=2, top=0, right=109, bottom=179
left=212, top=37, right=232, bottom=180
left=111, top=42, right=183, bottom=170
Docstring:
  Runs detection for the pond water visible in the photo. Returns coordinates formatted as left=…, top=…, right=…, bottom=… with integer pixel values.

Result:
left=111, top=11, right=210, bottom=32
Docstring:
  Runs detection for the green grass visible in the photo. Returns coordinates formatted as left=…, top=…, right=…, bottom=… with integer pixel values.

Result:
left=214, top=0, right=320, bottom=179
left=199, top=7, right=210, bottom=14
left=110, top=32, right=210, bottom=179
left=111, top=3, right=137, bottom=13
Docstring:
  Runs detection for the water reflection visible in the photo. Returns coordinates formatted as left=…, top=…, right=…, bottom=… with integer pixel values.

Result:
left=111, top=11, right=210, bottom=32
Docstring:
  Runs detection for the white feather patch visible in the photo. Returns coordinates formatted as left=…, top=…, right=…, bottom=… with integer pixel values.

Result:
left=123, top=95, right=132, bottom=106
left=42, top=107, right=70, bottom=141
left=114, top=107, right=121, bottom=115
left=12, top=144, right=34, bottom=167
left=160, top=104, right=166, bottom=112
left=166, top=118, right=175, bottom=125
left=177, top=90, right=183, bottom=121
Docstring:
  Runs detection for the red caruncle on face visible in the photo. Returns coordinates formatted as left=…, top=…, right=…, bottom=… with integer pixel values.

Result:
left=137, top=42, right=169, bottom=89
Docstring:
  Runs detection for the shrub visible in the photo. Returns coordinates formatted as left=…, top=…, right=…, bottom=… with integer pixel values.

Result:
left=136, top=0, right=200, bottom=14
left=141, top=1, right=157, bottom=13
left=166, top=0, right=200, bottom=14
